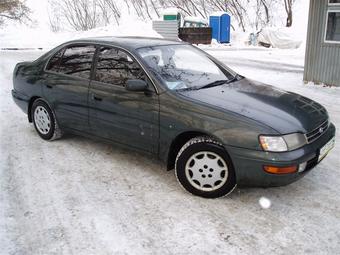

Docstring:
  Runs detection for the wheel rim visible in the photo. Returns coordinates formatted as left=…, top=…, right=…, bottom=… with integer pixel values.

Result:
left=185, top=151, right=229, bottom=192
left=34, top=106, right=51, bottom=135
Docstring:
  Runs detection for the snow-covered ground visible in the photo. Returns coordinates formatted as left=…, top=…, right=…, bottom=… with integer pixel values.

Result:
left=1, top=47, right=339, bottom=254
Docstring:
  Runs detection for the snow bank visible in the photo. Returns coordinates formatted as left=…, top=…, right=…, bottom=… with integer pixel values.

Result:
left=184, top=16, right=208, bottom=24
left=161, top=8, right=179, bottom=16
left=0, top=16, right=161, bottom=50
left=210, top=11, right=229, bottom=17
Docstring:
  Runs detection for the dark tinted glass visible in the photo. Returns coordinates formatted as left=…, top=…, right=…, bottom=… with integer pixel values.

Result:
left=329, top=0, right=340, bottom=3
left=326, top=12, right=340, bottom=42
left=46, top=49, right=64, bottom=72
left=95, top=47, right=144, bottom=86
left=59, top=45, right=96, bottom=79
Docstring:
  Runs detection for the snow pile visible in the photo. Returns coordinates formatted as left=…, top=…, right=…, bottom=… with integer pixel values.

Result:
left=68, top=16, right=161, bottom=41
left=161, top=8, right=179, bottom=16
left=257, top=27, right=302, bottom=49
left=0, top=16, right=161, bottom=50
left=184, top=16, right=208, bottom=24
left=230, top=31, right=251, bottom=47
left=210, top=11, right=229, bottom=17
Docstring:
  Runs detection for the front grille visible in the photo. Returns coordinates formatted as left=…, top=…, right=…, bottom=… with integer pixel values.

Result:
left=306, top=120, right=329, bottom=143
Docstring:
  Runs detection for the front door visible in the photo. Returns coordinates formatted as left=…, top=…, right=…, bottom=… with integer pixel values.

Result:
left=88, top=46, right=159, bottom=154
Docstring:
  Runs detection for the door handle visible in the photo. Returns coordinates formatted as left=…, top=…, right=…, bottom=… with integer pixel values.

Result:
left=92, top=94, right=103, bottom=101
left=46, top=85, right=53, bottom=89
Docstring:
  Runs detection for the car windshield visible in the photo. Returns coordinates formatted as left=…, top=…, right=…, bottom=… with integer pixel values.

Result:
left=137, top=44, right=236, bottom=91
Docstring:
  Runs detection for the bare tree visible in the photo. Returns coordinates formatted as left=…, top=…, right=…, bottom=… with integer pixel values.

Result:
left=0, top=0, right=30, bottom=25
left=254, top=0, right=271, bottom=29
left=283, top=0, right=295, bottom=27
left=97, top=0, right=121, bottom=25
left=49, top=0, right=100, bottom=31
left=46, top=0, right=293, bottom=33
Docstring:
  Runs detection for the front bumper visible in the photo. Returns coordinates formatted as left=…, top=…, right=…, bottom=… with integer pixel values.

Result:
left=226, top=123, right=336, bottom=187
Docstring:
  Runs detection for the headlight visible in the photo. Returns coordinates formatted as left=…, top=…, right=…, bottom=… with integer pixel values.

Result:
left=259, top=136, right=288, bottom=152
left=283, top=133, right=307, bottom=150
left=259, top=133, right=307, bottom=152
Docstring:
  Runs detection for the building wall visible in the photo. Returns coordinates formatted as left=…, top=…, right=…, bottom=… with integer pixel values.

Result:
left=152, top=21, right=179, bottom=41
left=304, top=0, right=340, bottom=86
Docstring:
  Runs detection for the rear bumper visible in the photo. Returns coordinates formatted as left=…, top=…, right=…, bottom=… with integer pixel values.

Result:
left=226, top=123, right=336, bottom=187
left=12, top=89, right=29, bottom=115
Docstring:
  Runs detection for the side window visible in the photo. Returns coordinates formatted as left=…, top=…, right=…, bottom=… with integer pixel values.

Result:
left=59, top=45, right=96, bottom=79
left=95, top=47, right=145, bottom=86
left=46, top=49, right=64, bottom=72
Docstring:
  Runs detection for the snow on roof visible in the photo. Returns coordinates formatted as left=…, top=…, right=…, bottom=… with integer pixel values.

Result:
left=210, top=11, right=230, bottom=17
left=162, top=8, right=179, bottom=16
left=184, top=16, right=208, bottom=24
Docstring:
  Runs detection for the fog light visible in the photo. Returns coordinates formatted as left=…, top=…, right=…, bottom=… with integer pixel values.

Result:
left=298, top=162, right=307, bottom=173
left=264, top=165, right=298, bottom=174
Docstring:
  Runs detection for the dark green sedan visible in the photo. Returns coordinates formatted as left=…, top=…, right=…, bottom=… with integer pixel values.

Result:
left=12, top=37, right=336, bottom=198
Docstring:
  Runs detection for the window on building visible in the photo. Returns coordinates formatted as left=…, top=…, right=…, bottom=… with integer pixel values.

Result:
left=325, top=11, right=340, bottom=42
left=329, top=0, right=340, bottom=4
left=58, top=45, right=96, bottom=79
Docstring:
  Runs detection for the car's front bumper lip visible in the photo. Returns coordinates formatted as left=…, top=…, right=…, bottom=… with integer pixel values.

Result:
left=226, top=123, right=336, bottom=187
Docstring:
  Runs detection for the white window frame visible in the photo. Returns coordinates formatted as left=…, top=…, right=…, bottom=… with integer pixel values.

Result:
left=324, top=10, right=340, bottom=44
left=329, top=0, right=340, bottom=6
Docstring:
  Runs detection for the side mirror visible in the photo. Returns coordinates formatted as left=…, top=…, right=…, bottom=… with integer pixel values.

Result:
left=126, top=79, right=148, bottom=92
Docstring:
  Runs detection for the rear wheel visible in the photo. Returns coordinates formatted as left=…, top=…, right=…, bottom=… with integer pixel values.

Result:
left=31, top=99, right=62, bottom=140
left=175, top=137, right=236, bottom=198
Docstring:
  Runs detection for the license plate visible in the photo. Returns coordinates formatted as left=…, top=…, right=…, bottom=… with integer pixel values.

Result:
left=318, top=137, right=335, bottom=162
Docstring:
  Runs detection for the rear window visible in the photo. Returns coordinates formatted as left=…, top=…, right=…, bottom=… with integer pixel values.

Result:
left=46, top=49, right=64, bottom=72
left=57, top=45, right=96, bottom=79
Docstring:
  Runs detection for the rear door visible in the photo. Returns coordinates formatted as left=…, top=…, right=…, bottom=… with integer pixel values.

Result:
left=88, top=46, right=159, bottom=154
left=43, top=44, right=96, bottom=132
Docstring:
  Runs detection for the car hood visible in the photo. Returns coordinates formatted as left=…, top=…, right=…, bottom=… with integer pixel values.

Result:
left=179, top=78, right=328, bottom=134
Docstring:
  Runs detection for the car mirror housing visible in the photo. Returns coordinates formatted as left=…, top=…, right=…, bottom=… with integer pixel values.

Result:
left=126, top=79, right=148, bottom=92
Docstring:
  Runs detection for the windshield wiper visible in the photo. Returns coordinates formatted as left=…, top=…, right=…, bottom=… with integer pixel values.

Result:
left=225, top=75, right=242, bottom=84
left=198, top=80, right=229, bottom=90
left=176, top=75, right=242, bottom=92
left=198, top=75, right=242, bottom=90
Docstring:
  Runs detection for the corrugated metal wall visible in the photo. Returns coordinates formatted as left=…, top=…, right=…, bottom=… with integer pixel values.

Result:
left=152, top=20, right=179, bottom=41
left=304, top=0, right=340, bottom=86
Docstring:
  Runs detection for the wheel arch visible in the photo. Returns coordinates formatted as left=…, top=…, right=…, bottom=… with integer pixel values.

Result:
left=27, top=96, right=41, bottom=122
left=166, top=130, right=225, bottom=170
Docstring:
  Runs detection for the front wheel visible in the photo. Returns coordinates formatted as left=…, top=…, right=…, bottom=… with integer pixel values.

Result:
left=31, top=99, right=62, bottom=141
left=175, top=137, right=236, bottom=198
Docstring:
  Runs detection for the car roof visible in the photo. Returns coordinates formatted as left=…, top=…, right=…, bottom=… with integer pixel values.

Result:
left=68, top=36, right=187, bottom=51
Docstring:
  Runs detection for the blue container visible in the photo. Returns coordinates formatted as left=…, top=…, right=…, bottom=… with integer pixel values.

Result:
left=209, top=13, right=230, bottom=43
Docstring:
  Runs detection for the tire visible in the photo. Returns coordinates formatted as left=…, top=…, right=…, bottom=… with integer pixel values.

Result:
left=31, top=99, right=62, bottom=141
left=175, top=136, right=236, bottom=198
